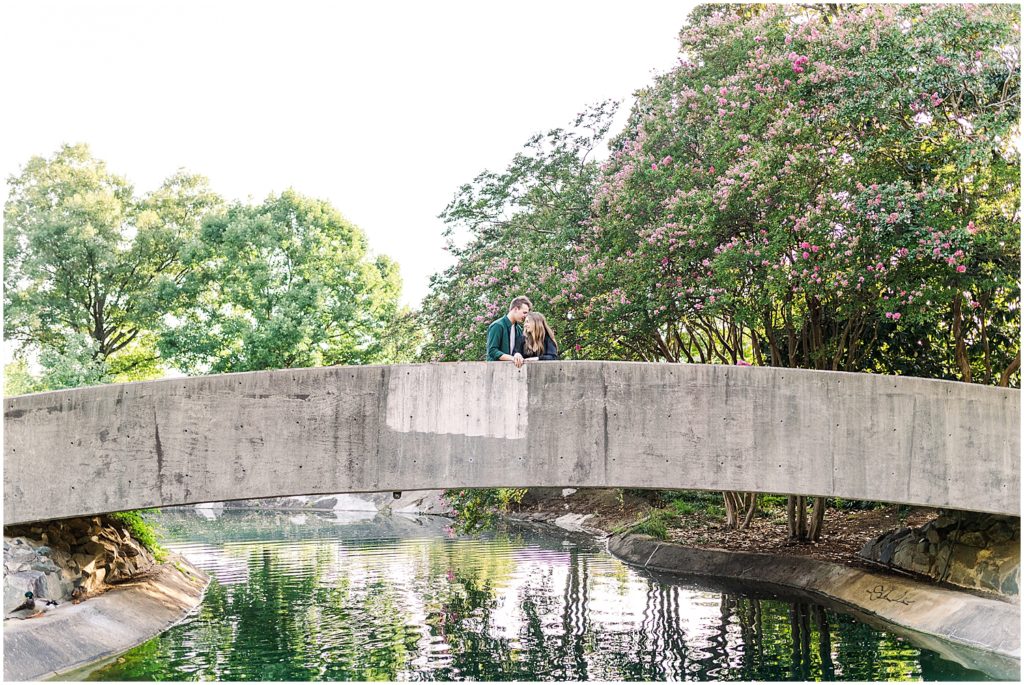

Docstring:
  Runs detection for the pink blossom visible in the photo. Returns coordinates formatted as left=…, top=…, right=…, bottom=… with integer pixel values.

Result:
left=956, top=264, right=967, bottom=273
left=736, top=360, right=752, bottom=366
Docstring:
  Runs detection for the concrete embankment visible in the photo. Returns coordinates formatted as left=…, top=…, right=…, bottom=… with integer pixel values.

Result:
left=3, top=557, right=208, bottom=681
left=608, top=533, right=1020, bottom=680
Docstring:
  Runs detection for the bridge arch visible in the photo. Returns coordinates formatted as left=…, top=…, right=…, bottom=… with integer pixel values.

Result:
left=4, top=361, right=1019, bottom=525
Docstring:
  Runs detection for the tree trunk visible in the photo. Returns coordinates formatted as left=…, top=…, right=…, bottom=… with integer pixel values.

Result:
left=952, top=296, right=972, bottom=383
left=723, top=491, right=758, bottom=529
left=808, top=497, right=826, bottom=542
left=723, top=491, right=737, bottom=528
left=741, top=492, right=758, bottom=528
left=999, top=351, right=1021, bottom=387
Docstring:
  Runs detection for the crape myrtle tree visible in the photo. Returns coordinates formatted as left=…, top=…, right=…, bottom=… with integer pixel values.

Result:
left=3, top=144, right=223, bottom=388
left=159, top=190, right=413, bottom=373
left=565, top=3, right=1019, bottom=539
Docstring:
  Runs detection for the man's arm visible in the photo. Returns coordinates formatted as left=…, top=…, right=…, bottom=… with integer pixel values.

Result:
left=486, top=322, right=506, bottom=361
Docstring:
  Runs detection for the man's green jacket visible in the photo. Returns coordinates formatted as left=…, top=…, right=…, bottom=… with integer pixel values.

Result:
left=486, top=316, right=522, bottom=361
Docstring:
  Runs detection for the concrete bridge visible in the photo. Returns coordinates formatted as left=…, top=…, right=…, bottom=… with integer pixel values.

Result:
left=3, top=362, right=1019, bottom=525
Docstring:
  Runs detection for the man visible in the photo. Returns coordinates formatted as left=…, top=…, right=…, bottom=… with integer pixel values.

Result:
left=486, top=296, right=531, bottom=368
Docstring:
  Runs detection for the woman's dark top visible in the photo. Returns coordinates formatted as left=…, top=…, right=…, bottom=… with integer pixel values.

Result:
left=516, top=336, right=559, bottom=360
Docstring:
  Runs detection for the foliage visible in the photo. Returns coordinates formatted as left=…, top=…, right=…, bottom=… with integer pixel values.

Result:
left=443, top=488, right=528, bottom=534
left=4, top=144, right=223, bottom=377
left=629, top=509, right=671, bottom=540
left=421, top=101, right=619, bottom=361
left=3, top=360, right=37, bottom=397
left=4, top=335, right=113, bottom=395
left=159, top=190, right=408, bottom=373
left=423, top=3, right=1020, bottom=540
left=571, top=3, right=1019, bottom=383
left=108, top=510, right=167, bottom=561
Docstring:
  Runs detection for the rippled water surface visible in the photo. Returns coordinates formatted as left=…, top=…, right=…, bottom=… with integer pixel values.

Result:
left=81, top=509, right=1004, bottom=681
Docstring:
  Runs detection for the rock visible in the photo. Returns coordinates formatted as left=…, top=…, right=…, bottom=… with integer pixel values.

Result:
left=957, top=531, right=987, bottom=548
left=80, top=558, right=99, bottom=577
left=1000, top=571, right=1019, bottom=596
left=987, top=522, right=1016, bottom=545
left=4, top=571, right=45, bottom=612
left=925, top=527, right=941, bottom=544
left=29, top=559, right=59, bottom=574
left=979, top=565, right=1001, bottom=591
left=893, top=546, right=915, bottom=570
left=878, top=538, right=900, bottom=565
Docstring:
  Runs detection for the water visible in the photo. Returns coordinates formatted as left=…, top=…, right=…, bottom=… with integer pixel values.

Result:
left=80, top=509, right=1008, bottom=681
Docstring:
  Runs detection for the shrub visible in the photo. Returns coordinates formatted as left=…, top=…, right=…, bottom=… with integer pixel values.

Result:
left=443, top=488, right=528, bottom=534
left=631, top=510, right=671, bottom=540
left=108, top=510, right=167, bottom=561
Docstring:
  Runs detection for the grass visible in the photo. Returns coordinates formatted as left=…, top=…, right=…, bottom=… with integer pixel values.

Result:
left=108, top=510, right=168, bottom=562
left=614, top=509, right=676, bottom=540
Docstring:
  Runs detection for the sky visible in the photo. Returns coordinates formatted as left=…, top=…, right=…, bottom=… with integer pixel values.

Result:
left=1, top=0, right=698, bottom=308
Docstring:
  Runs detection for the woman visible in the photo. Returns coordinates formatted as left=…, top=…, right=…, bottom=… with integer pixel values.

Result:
left=515, top=312, right=559, bottom=361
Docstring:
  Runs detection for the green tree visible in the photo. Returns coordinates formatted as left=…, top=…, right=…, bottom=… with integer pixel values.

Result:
left=159, top=190, right=408, bottom=373
left=3, top=144, right=223, bottom=381
left=421, top=101, right=619, bottom=362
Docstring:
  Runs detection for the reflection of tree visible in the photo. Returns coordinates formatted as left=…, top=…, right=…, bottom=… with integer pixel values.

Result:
left=815, top=605, right=836, bottom=680
left=86, top=521, right=996, bottom=682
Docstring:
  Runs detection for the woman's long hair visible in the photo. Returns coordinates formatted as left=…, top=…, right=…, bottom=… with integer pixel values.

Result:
left=523, top=312, right=557, bottom=357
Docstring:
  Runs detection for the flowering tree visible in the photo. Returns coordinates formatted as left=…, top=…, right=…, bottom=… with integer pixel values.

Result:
left=575, top=3, right=1018, bottom=379
left=567, top=3, right=1019, bottom=539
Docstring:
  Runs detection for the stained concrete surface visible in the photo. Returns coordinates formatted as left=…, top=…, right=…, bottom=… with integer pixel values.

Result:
left=608, top=533, right=1020, bottom=680
left=3, top=557, right=209, bottom=681
left=5, top=361, right=1019, bottom=525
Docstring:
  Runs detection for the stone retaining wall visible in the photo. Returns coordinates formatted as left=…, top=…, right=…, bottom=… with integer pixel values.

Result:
left=859, top=512, right=1020, bottom=599
left=4, top=516, right=157, bottom=612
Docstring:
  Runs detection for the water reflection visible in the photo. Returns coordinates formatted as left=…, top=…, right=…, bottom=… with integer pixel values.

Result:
left=81, top=510, right=1005, bottom=681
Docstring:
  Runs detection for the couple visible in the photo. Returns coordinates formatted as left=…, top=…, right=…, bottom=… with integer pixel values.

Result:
left=485, top=296, right=558, bottom=368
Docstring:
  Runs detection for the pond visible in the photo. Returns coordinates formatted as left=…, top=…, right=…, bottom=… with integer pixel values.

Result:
left=79, top=509, right=1004, bottom=681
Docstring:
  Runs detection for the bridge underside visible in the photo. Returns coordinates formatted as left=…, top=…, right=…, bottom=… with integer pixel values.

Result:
left=4, top=362, right=1019, bottom=525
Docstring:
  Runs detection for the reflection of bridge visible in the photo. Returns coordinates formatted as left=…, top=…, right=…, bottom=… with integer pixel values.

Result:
left=4, top=362, right=1019, bottom=525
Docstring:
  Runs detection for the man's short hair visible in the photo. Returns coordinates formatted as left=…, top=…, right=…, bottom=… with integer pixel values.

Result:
left=509, top=296, right=533, bottom=311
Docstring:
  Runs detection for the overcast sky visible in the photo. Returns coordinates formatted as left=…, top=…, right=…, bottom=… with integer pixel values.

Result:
left=1, top=0, right=697, bottom=307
